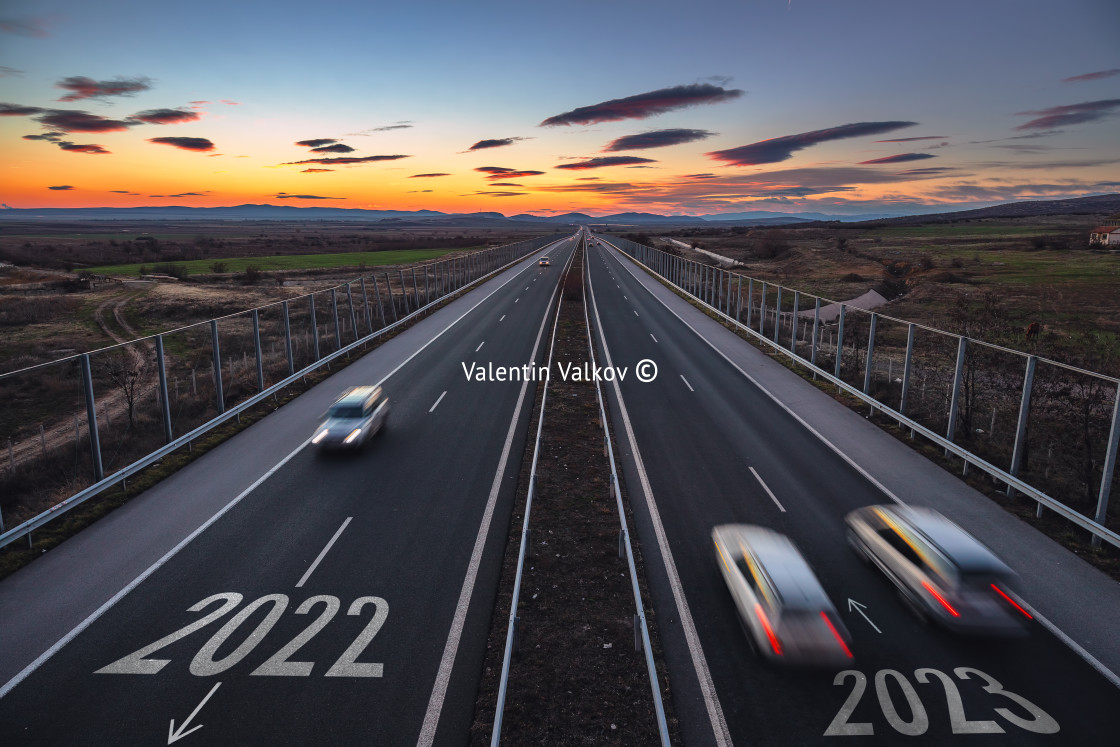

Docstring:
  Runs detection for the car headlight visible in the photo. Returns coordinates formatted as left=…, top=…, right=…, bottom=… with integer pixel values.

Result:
left=343, top=428, right=363, bottom=444
left=312, top=428, right=330, bottom=444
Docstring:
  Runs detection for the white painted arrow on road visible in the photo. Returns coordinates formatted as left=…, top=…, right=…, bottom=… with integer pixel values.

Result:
left=847, top=599, right=882, bottom=634
left=168, top=682, right=221, bottom=744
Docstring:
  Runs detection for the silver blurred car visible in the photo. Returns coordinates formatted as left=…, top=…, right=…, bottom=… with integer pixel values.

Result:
left=845, top=505, right=1031, bottom=635
left=712, top=524, right=854, bottom=665
left=312, top=386, right=389, bottom=450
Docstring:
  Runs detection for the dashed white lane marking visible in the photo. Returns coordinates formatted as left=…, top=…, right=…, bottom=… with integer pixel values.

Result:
left=499, top=315, right=506, bottom=322
left=296, top=517, right=353, bottom=587
left=514, top=298, right=519, bottom=303
left=475, top=341, right=485, bottom=352
left=749, top=467, right=786, bottom=512
left=634, top=310, right=640, bottom=317
left=650, top=334, right=658, bottom=343
left=680, top=374, right=694, bottom=392
left=429, top=391, right=447, bottom=413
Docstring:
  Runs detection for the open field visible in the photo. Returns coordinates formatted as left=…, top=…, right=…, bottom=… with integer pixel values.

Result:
left=87, top=248, right=461, bottom=276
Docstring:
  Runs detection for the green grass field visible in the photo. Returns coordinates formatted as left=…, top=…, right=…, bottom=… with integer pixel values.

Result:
left=88, top=248, right=465, bottom=276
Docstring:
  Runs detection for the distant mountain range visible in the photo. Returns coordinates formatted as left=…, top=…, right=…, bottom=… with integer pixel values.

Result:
left=1, top=193, right=1116, bottom=225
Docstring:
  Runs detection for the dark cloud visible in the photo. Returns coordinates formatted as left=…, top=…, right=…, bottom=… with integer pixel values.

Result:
left=540, top=83, right=743, bottom=127
left=555, top=156, right=657, bottom=170
left=0, top=66, right=23, bottom=76
left=901, top=167, right=956, bottom=175
left=406, top=189, right=434, bottom=193
left=603, top=128, right=715, bottom=152
left=683, top=173, right=719, bottom=179
left=874, top=135, right=948, bottom=142
left=370, top=124, right=411, bottom=131
left=56, top=75, right=152, bottom=102
left=130, top=108, right=200, bottom=125
left=23, top=132, right=63, bottom=141
left=301, top=168, right=334, bottom=173
left=57, top=141, right=110, bottom=154
left=468, top=137, right=526, bottom=151
left=48, top=185, right=73, bottom=190
left=35, top=109, right=134, bottom=132
left=576, top=177, right=600, bottom=181
left=858, top=153, right=937, bottom=165
left=310, top=143, right=355, bottom=153
left=0, top=102, right=42, bottom=116
left=109, top=190, right=137, bottom=194
left=296, top=138, right=338, bottom=148
left=409, top=173, right=450, bottom=178
left=929, top=181, right=1120, bottom=202
left=285, top=154, right=411, bottom=165
left=271, top=193, right=346, bottom=200
left=474, top=167, right=545, bottom=180
left=169, top=192, right=204, bottom=197
left=148, top=136, right=216, bottom=152
left=1015, top=99, right=1120, bottom=130
left=490, top=182, right=523, bottom=187
left=1062, top=69, right=1120, bottom=83
left=0, top=17, right=50, bottom=37
left=473, top=191, right=528, bottom=197
left=708, top=121, right=918, bottom=166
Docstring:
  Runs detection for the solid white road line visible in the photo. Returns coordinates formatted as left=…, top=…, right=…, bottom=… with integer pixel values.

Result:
left=749, top=467, right=786, bottom=513
left=0, top=238, right=570, bottom=701
left=429, top=391, right=447, bottom=413
left=418, top=259, right=567, bottom=746
left=650, top=334, right=658, bottom=343
left=296, top=517, right=353, bottom=588
left=680, top=374, right=694, bottom=392
left=586, top=250, right=732, bottom=747
left=476, top=341, right=485, bottom=352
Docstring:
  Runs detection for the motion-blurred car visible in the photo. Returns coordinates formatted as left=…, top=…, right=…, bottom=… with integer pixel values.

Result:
left=845, top=505, right=1030, bottom=634
left=712, top=524, right=853, bottom=665
left=539, top=256, right=550, bottom=266
left=311, top=386, right=389, bottom=450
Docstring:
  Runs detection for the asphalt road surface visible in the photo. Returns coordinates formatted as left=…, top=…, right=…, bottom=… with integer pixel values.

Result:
left=0, top=236, right=576, bottom=745
left=584, top=237, right=1120, bottom=746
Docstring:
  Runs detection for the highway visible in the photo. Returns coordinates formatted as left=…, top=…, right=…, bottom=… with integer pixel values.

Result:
left=584, top=236, right=1120, bottom=745
left=0, top=235, right=577, bottom=744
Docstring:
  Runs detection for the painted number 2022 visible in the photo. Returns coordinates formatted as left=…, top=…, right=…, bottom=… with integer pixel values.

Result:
left=95, top=592, right=388, bottom=678
left=825, top=667, right=1059, bottom=736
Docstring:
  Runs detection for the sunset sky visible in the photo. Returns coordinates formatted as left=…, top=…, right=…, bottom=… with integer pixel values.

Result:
left=2, top=0, right=1118, bottom=217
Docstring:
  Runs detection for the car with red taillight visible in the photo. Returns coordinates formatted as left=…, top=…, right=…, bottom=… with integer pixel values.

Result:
left=712, top=524, right=854, bottom=666
left=845, top=505, right=1029, bottom=635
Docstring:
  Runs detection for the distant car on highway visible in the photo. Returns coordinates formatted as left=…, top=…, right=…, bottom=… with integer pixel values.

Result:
left=312, top=386, right=389, bottom=450
left=712, top=524, right=853, bottom=665
left=539, top=256, right=550, bottom=266
left=846, top=505, right=1030, bottom=634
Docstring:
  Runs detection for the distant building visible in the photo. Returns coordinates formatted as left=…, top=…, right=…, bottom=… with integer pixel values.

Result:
left=1089, top=226, right=1120, bottom=246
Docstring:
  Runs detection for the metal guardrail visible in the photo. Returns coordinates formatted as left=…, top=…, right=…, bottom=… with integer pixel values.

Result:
left=599, top=234, right=1120, bottom=552
left=581, top=235, right=672, bottom=746
left=0, top=234, right=567, bottom=549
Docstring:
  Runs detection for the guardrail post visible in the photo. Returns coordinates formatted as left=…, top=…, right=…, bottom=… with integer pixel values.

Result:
left=309, top=295, right=321, bottom=361
left=80, top=353, right=104, bottom=482
left=773, top=286, right=783, bottom=343
left=411, top=268, right=419, bottom=311
left=252, top=309, right=265, bottom=392
left=811, top=297, right=821, bottom=369
left=717, top=270, right=724, bottom=312
left=900, top=323, right=915, bottom=416
left=210, top=320, right=225, bottom=414
left=398, top=270, right=409, bottom=314
left=746, top=278, right=754, bottom=327
left=1008, top=355, right=1036, bottom=498
left=759, top=282, right=767, bottom=335
left=1093, top=384, right=1120, bottom=548
left=282, top=301, right=294, bottom=375
left=360, top=278, right=372, bottom=333
left=834, top=304, right=847, bottom=381
left=945, top=336, right=968, bottom=451
left=791, top=291, right=800, bottom=352
left=424, top=266, right=431, bottom=307
left=156, top=335, right=173, bottom=444
left=736, top=277, right=743, bottom=321
left=863, top=313, right=878, bottom=395
left=331, top=288, right=342, bottom=350
left=385, top=274, right=398, bottom=322
left=346, top=284, right=359, bottom=341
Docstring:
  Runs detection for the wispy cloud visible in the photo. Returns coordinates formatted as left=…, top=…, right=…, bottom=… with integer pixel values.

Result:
left=475, top=166, right=545, bottom=180
left=0, top=66, right=23, bottom=77
left=708, top=121, right=917, bottom=166
left=555, top=156, right=657, bottom=170
left=0, top=102, right=44, bottom=116
left=130, top=108, right=200, bottom=125
left=1015, top=99, right=1120, bottom=130
left=490, top=182, right=523, bottom=187
left=467, top=137, right=527, bottom=151
left=310, top=143, right=355, bottom=153
left=0, top=17, right=50, bottom=37
left=271, top=193, right=346, bottom=200
left=473, top=191, right=528, bottom=197
left=540, top=83, right=743, bottom=126
left=409, top=173, right=450, bottom=178
left=603, top=128, right=715, bottom=152
left=56, top=75, right=153, bottom=102
left=35, top=109, right=134, bottom=132
left=47, top=185, right=73, bottom=190
left=874, top=135, right=948, bottom=142
left=1062, top=69, right=1120, bottom=83
left=296, top=138, right=338, bottom=148
left=858, top=153, right=937, bottom=165
left=148, top=136, right=215, bottom=152
left=348, top=123, right=413, bottom=135
left=301, top=168, right=334, bottom=173
left=285, top=155, right=411, bottom=165
left=57, top=141, right=110, bottom=154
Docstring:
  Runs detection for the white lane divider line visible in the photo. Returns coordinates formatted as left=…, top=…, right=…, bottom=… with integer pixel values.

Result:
left=634, top=310, right=640, bottom=317
left=296, top=517, right=353, bottom=588
left=651, top=334, right=658, bottom=343
left=499, top=314, right=506, bottom=322
left=680, top=374, right=695, bottom=392
left=749, top=467, right=786, bottom=512
left=624, top=295, right=628, bottom=300
left=515, top=298, right=519, bottom=303
left=475, top=341, right=485, bottom=352
left=430, top=391, right=447, bottom=413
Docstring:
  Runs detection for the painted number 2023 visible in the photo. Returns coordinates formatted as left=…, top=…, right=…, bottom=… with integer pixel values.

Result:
left=95, top=592, right=388, bottom=678
left=825, top=667, right=1059, bottom=736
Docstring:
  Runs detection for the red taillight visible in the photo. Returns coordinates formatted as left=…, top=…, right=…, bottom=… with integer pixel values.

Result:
left=754, top=603, right=783, bottom=655
left=820, top=611, right=853, bottom=658
left=991, top=584, right=1033, bottom=619
left=922, top=581, right=960, bottom=617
